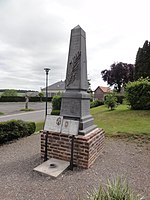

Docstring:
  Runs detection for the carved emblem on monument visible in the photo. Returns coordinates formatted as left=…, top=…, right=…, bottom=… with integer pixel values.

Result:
left=66, top=51, right=81, bottom=86
left=56, top=117, right=62, bottom=126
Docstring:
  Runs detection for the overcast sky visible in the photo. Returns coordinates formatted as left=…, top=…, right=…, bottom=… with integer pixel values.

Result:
left=0, top=0, right=150, bottom=91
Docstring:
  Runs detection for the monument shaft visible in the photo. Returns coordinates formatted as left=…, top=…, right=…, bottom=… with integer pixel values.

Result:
left=60, top=25, right=96, bottom=135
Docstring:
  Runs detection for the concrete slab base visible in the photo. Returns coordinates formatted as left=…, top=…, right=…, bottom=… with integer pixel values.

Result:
left=33, top=158, right=70, bottom=177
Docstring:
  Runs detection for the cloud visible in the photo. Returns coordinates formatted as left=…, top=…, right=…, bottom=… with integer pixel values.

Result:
left=0, top=0, right=150, bottom=91
left=0, top=0, right=69, bottom=90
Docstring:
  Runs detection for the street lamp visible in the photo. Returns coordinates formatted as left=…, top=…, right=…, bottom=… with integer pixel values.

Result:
left=44, top=68, right=50, bottom=116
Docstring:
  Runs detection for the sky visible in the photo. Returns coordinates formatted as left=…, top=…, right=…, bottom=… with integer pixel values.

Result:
left=0, top=0, right=150, bottom=91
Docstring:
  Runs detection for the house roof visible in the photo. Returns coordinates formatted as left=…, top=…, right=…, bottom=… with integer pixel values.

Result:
left=95, top=86, right=111, bottom=93
left=42, top=80, right=65, bottom=90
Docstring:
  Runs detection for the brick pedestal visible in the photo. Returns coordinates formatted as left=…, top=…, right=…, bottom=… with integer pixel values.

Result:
left=41, top=128, right=105, bottom=169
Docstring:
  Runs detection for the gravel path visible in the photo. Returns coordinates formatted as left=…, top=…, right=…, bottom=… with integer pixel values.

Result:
left=0, top=134, right=149, bottom=200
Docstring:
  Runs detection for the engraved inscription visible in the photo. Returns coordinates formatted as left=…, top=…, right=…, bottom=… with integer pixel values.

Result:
left=61, top=99, right=80, bottom=117
left=44, top=115, right=63, bottom=133
left=66, top=51, right=81, bottom=87
left=62, top=119, right=79, bottom=135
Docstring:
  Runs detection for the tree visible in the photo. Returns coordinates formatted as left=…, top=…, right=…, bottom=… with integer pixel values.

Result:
left=104, top=93, right=117, bottom=110
left=135, top=40, right=150, bottom=80
left=38, top=92, right=44, bottom=102
left=1, top=89, right=18, bottom=96
left=101, top=62, right=134, bottom=92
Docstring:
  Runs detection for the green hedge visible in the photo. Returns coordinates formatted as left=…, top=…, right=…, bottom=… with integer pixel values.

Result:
left=0, top=120, right=36, bottom=144
left=115, top=94, right=125, bottom=104
left=125, top=78, right=150, bottom=110
left=51, top=110, right=60, bottom=115
left=52, top=95, right=62, bottom=110
left=0, top=96, right=52, bottom=102
left=90, top=99, right=104, bottom=108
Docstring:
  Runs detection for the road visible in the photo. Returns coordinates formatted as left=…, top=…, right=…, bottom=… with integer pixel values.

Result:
left=0, top=110, right=46, bottom=122
left=0, top=102, right=52, bottom=122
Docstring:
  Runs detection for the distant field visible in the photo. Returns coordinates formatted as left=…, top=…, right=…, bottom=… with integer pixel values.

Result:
left=91, top=105, right=150, bottom=137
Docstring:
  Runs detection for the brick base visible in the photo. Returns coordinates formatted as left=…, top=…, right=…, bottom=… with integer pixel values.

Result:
left=41, top=128, right=105, bottom=169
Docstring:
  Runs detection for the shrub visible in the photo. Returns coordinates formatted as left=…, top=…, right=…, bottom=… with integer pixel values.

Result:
left=115, top=94, right=125, bottom=104
left=125, top=78, right=150, bottom=110
left=51, top=110, right=60, bottom=115
left=79, top=177, right=142, bottom=200
left=0, top=120, right=36, bottom=144
left=104, top=93, right=117, bottom=110
left=52, top=95, right=62, bottom=110
left=90, top=100, right=104, bottom=108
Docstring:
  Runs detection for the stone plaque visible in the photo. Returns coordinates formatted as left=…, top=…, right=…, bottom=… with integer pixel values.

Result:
left=44, top=115, right=63, bottom=133
left=61, top=98, right=81, bottom=117
left=61, top=119, right=79, bottom=135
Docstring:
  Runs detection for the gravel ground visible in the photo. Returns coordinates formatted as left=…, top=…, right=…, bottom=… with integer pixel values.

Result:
left=0, top=134, right=149, bottom=200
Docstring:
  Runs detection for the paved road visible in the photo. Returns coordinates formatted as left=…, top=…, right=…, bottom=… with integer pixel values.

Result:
left=0, top=102, right=52, bottom=122
left=0, top=110, right=46, bottom=122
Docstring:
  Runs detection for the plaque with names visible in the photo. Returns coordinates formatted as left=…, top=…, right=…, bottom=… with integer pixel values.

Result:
left=44, top=115, right=63, bottom=133
left=61, top=119, right=79, bottom=135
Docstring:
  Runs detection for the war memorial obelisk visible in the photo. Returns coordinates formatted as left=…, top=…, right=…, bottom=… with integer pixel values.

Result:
left=60, top=25, right=96, bottom=135
left=41, top=26, right=105, bottom=169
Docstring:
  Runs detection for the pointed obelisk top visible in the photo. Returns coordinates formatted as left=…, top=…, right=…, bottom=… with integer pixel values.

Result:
left=73, top=25, right=81, bottom=29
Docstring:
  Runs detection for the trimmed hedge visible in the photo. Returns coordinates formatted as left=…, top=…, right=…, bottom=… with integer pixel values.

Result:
left=0, top=120, right=36, bottom=144
left=52, top=95, right=62, bottom=110
left=51, top=110, right=60, bottom=115
left=90, top=99, right=104, bottom=108
left=0, top=96, right=25, bottom=102
left=125, top=78, right=150, bottom=110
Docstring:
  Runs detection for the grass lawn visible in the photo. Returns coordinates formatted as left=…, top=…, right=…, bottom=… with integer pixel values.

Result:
left=91, top=104, right=150, bottom=137
left=20, top=108, right=34, bottom=112
left=35, top=105, right=150, bottom=137
left=35, top=121, right=44, bottom=132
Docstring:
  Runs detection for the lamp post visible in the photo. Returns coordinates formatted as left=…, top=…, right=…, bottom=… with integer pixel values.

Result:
left=44, top=68, right=50, bottom=116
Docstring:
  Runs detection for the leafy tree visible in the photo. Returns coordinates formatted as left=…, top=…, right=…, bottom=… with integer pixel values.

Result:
left=38, top=92, right=44, bottom=102
left=135, top=40, right=150, bottom=80
left=1, top=89, right=18, bottom=97
left=101, top=62, right=134, bottom=92
left=104, top=93, right=117, bottom=110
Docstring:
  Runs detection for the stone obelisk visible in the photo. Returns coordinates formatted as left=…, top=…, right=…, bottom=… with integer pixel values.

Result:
left=60, top=25, right=97, bottom=135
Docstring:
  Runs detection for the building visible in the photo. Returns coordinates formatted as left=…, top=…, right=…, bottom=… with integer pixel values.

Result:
left=41, top=80, right=65, bottom=97
left=94, top=86, right=111, bottom=101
